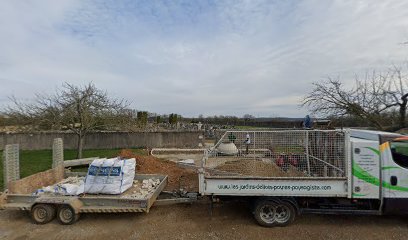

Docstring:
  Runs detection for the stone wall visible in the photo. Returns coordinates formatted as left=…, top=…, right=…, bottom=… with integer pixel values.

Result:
left=0, top=131, right=205, bottom=150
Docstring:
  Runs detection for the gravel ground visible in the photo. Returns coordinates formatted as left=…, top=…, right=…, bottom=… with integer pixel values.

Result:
left=1, top=201, right=407, bottom=240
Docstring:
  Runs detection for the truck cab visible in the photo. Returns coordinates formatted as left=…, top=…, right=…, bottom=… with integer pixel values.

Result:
left=351, top=130, right=408, bottom=214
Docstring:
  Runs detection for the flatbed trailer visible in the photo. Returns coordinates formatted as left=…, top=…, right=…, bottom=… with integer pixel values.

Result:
left=0, top=170, right=170, bottom=224
left=199, top=129, right=408, bottom=227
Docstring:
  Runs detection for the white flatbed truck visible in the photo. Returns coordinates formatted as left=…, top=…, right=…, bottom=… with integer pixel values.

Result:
left=199, top=129, right=408, bottom=227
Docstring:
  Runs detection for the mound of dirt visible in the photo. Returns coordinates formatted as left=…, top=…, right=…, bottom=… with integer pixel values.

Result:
left=119, top=149, right=198, bottom=192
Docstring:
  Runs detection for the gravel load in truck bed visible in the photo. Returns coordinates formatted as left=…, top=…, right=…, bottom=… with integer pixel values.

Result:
left=213, top=158, right=307, bottom=178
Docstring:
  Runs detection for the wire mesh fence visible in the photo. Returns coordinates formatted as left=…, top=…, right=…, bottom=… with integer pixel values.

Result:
left=203, top=130, right=347, bottom=178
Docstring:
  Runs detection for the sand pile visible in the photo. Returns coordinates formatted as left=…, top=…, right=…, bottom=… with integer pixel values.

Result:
left=119, top=149, right=199, bottom=192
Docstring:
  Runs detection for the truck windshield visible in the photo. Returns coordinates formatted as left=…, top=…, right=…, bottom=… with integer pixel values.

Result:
left=390, top=138, right=408, bottom=168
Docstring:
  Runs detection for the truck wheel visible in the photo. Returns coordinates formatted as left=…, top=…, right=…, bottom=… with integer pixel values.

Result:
left=274, top=202, right=295, bottom=227
left=57, top=205, right=79, bottom=225
left=31, top=204, right=56, bottom=224
left=254, top=200, right=295, bottom=227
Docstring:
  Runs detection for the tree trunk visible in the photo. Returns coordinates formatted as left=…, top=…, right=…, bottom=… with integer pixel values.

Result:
left=77, top=134, right=84, bottom=159
left=399, top=102, right=407, bottom=129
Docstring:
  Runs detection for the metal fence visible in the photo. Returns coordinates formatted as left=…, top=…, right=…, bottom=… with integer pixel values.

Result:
left=202, top=130, right=347, bottom=178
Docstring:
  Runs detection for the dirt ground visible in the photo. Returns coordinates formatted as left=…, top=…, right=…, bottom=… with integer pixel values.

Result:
left=1, top=201, right=408, bottom=240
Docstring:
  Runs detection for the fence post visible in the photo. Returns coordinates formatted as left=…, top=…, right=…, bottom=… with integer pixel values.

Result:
left=3, top=144, right=20, bottom=189
left=305, top=131, right=311, bottom=176
left=52, top=138, right=64, bottom=168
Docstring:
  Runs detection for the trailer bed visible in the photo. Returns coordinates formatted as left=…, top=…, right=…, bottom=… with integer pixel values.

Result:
left=1, top=174, right=168, bottom=213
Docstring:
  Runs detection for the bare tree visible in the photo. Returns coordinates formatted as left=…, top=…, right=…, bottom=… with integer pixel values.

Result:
left=6, top=83, right=130, bottom=158
left=382, top=65, right=408, bottom=129
left=303, top=66, right=408, bottom=130
left=303, top=76, right=389, bottom=130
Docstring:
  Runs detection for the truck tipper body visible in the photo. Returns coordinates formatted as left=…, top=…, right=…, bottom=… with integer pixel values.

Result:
left=199, top=129, right=408, bottom=226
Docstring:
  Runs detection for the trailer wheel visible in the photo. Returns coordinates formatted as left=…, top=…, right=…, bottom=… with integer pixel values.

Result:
left=31, top=204, right=56, bottom=224
left=254, top=200, right=295, bottom=227
left=57, top=205, right=79, bottom=225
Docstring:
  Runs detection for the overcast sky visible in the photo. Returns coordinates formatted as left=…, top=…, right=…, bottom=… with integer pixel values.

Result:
left=1, top=0, right=408, bottom=118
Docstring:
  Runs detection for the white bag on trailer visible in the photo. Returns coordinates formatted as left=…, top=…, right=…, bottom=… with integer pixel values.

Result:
left=84, top=157, right=136, bottom=194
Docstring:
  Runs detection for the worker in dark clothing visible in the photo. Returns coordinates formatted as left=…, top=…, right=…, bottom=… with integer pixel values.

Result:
left=303, top=115, right=313, bottom=129
left=228, top=132, right=236, bottom=143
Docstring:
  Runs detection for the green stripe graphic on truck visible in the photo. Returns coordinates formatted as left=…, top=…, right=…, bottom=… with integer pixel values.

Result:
left=352, top=163, right=381, bottom=186
left=353, top=147, right=408, bottom=192
left=353, top=162, right=408, bottom=192
left=365, top=147, right=380, bottom=156
left=352, top=193, right=368, bottom=197
left=381, top=166, right=402, bottom=170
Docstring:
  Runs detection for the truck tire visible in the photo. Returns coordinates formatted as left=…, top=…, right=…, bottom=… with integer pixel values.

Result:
left=274, top=201, right=296, bottom=227
left=253, top=200, right=295, bottom=227
left=57, top=205, right=80, bottom=225
left=31, top=204, right=56, bottom=224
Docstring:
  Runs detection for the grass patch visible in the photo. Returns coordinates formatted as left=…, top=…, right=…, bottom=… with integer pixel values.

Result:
left=0, top=148, right=145, bottom=191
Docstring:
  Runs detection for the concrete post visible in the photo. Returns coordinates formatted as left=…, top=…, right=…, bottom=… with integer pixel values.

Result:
left=3, top=144, right=20, bottom=189
left=52, top=138, right=64, bottom=168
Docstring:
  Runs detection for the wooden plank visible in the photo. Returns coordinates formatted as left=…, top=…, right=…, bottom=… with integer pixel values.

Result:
left=64, top=157, right=99, bottom=167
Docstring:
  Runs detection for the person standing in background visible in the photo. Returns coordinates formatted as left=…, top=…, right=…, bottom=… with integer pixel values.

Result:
left=303, top=115, right=313, bottom=129
left=245, top=133, right=251, bottom=154
left=228, top=132, right=236, bottom=143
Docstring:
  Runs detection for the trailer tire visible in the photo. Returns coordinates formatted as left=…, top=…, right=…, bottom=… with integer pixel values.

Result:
left=57, top=205, right=79, bottom=225
left=31, top=204, right=56, bottom=224
left=254, top=200, right=295, bottom=227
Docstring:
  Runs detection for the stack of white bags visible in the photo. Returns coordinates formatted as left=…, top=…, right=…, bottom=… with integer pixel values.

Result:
left=84, top=157, right=136, bottom=194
